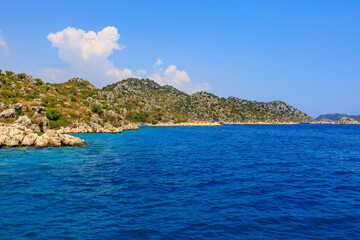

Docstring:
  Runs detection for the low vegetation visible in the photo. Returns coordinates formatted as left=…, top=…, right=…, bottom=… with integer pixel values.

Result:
left=0, top=68, right=314, bottom=130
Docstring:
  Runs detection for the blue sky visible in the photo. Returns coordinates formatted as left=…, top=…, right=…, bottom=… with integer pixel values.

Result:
left=0, top=0, right=360, bottom=117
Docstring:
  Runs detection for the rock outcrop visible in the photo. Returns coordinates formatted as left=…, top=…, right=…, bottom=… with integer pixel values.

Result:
left=0, top=108, right=15, bottom=119
left=0, top=124, right=86, bottom=148
left=58, top=123, right=123, bottom=134
left=149, top=121, right=221, bottom=127
left=122, top=123, right=139, bottom=130
left=57, top=115, right=124, bottom=134
left=317, top=119, right=335, bottom=124
left=14, top=115, right=32, bottom=128
left=335, top=117, right=359, bottom=124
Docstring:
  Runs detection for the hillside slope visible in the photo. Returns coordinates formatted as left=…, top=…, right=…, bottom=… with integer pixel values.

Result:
left=0, top=68, right=313, bottom=132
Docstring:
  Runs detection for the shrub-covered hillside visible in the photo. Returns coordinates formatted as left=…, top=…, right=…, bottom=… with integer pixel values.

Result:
left=0, top=68, right=314, bottom=131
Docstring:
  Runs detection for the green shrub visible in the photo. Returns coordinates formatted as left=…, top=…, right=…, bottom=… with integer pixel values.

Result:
left=17, top=73, right=27, bottom=80
left=49, top=116, right=69, bottom=129
left=35, top=78, right=44, bottom=86
left=30, top=91, right=40, bottom=99
left=70, top=96, right=77, bottom=102
left=46, top=108, right=62, bottom=121
left=33, top=130, right=43, bottom=136
left=91, top=104, right=103, bottom=115
left=5, top=71, right=14, bottom=77
left=69, top=113, right=81, bottom=119
left=127, top=112, right=149, bottom=123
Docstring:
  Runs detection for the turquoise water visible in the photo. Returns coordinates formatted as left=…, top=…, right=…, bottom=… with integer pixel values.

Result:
left=1, top=125, right=360, bottom=239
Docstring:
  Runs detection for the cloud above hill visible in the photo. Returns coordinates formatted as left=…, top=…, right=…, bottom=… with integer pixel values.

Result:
left=150, top=59, right=210, bottom=93
left=0, top=31, right=9, bottom=54
left=40, top=26, right=133, bottom=86
left=40, top=26, right=210, bottom=93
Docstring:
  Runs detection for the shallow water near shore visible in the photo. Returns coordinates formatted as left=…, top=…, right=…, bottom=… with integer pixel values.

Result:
left=1, top=125, right=360, bottom=239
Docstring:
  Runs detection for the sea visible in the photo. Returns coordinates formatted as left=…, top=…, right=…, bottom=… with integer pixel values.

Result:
left=0, top=125, right=360, bottom=239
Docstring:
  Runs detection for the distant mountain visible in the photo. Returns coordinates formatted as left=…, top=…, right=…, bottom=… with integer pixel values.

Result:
left=316, top=114, right=360, bottom=122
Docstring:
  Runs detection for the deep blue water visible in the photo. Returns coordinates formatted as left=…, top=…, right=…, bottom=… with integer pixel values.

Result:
left=1, top=125, right=360, bottom=239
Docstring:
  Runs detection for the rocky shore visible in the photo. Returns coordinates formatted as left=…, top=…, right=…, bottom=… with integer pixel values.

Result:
left=224, top=121, right=297, bottom=125
left=316, top=117, right=360, bottom=124
left=0, top=102, right=359, bottom=149
left=57, top=122, right=139, bottom=134
left=0, top=104, right=139, bottom=148
left=0, top=123, right=86, bottom=148
left=149, top=121, right=221, bottom=127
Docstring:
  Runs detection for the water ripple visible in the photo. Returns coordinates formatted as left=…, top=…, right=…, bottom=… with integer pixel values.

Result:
left=1, top=125, right=360, bottom=239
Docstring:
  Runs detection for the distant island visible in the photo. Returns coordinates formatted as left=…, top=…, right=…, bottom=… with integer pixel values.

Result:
left=0, top=68, right=359, bottom=148
left=316, top=113, right=360, bottom=122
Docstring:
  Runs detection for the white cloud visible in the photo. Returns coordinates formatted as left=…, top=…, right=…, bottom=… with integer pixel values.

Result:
left=40, top=26, right=133, bottom=87
left=149, top=59, right=210, bottom=93
left=0, top=31, right=9, bottom=54
left=38, top=68, right=61, bottom=82
left=136, top=69, right=147, bottom=77
left=40, top=27, right=210, bottom=93
left=155, top=58, right=163, bottom=66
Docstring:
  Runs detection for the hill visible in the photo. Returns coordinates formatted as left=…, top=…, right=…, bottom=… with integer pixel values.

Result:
left=316, top=113, right=360, bottom=122
left=0, top=68, right=314, bottom=133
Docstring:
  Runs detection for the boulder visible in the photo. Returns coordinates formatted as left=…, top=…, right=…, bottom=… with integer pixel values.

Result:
left=21, top=133, right=38, bottom=146
left=0, top=108, right=15, bottom=119
left=122, top=123, right=139, bottom=130
left=31, top=106, right=47, bottom=115
left=91, top=115, right=103, bottom=124
left=14, top=116, right=32, bottom=128
left=0, top=124, right=86, bottom=148
left=14, top=103, right=23, bottom=114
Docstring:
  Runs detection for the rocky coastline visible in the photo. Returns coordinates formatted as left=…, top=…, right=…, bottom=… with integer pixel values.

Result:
left=316, top=117, right=360, bottom=124
left=149, top=121, right=221, bottom=127
left=0, top=120, right=139, bottom=148
left=0, top=123, right=86, bottom=148
left=0, top=104, right=359, bottom=149
left=0, top=104, right=139, bottom=148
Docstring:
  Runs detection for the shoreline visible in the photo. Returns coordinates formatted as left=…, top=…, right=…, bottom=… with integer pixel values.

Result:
left=1, top=120, right=359, bottom=149
left=147, top=121, right=360, bottom=126
left=148, top=122, right=221, bottom=127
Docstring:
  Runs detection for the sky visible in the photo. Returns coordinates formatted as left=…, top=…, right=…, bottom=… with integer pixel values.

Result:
left=0, top=0, right=360, bottom=117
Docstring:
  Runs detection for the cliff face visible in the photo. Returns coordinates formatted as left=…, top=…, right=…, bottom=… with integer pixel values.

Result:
left=0, top=69, right=313, bottom=133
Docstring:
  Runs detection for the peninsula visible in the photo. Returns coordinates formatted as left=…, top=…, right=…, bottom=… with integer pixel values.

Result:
left=0, top=69, right=358, bottom=148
